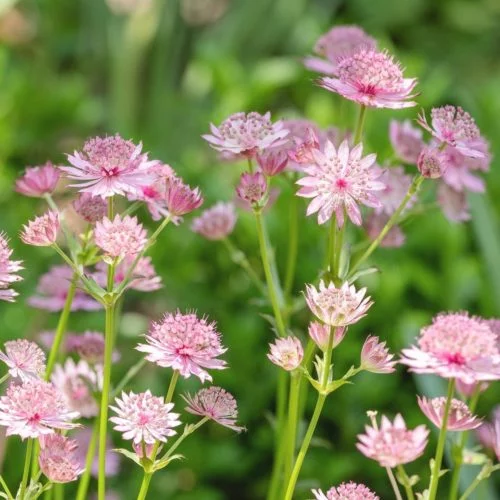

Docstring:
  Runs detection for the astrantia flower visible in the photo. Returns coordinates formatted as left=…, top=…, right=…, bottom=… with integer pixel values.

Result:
left=62, top=135, right=157, bottom=198
left=357, top=414, right=429, bottom=467
left=0, top=339, right=46, bottom=381
left=15, top=162, right=60, bottom=198
left=137, top=311, right=227, bottom=382
left=72, top=193, right=107, bottom=223
left=39, top=434, right=84, bottom=483
left=305, top=280, right=373, bottom=327
left=256, top=151, right=288, bottom=176
left=110, top=390, right=181, bottom=444
left=312, top=482, right=380, bottom=500
left=94, top=215, right=147, bottom=258
left=236, top=172, right=267, bottom=206
left=0, top=233, right=23, bottom=302
left=165, top=177, right=203, bottom=217
left=418, top=106, right=485, bottom=159
left=304, top=25, right=377, bottom=76
left=437, top=184, right=470, bottom=223
left=69, top=331, right=106, bottom=364
left=374, top=166, right=414, bottom=216
left=183, top=386, right=244, bottom=432
left=417, top=396, right=481, bottom=431
left=286, top=123, right=321, bottom=168
left=297, top=140, right=384, bottom=226
left=29, top=265, right=101, bottom=312
left=52, top=359, right=102, bottom=418
left=365, top=214, right=405, bottom=248
left=389, top=120, right=424, bottom=164
left=417, top=146, right=446, bottom=179
left=203, top=111, right=289, bottom=157
left=360, top=335, right=397, bottom=374
left=318, top=49, right=417, bottom=109
left=0, top=379, right=79, bottom=438
left=191, top=202, right=237, bottom=240
left=267, top=336, right=303, bottom=371
left=308, top=322, right=346, bottom=351
left=20, top=211, right=60, bottom=246
left=400, top=312, right=500, bottom=383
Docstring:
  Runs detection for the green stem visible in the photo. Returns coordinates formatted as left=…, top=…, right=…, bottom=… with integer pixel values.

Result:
left=136, top=473, right=153, bottom=500
left=458, top=464, right=500, bottom=500
left=397, top=465, right=414, bottom=500
left=165, top=370, right=179, bottom=404
left=282, top=372, right=301, bottom=485
left=54, top=484, right=63, bottom=500
left=386, top=467, right=403, bottom=500
left=284, top=179, right=299, bottom=297
left=353, top=104, right=367, bottom=145
left=0, top=373, right=9, bottom=385
left=76, top=419, right=99, bottom=500
left=428, top=378, right=456, bottom=500
left=247, top=158, right=254, bottom=173
left=327, top=216, right=337, bottom=275
left=111, top=359, right=147, bottom=399
left=19, top=439, right=33, bottom=500
left=161, top=417, right=209, bottom=462
left=0, top=475, right=13, bottom=500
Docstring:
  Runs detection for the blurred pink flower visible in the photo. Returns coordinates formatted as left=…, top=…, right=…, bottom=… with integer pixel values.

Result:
left=94, top=215, right=147, bottom=258
left=69, top=331, right=106, bottom=364
left=0, top=233, right=23, bottom=302
left=417, top=396, right=481, bottom=431
left=417, top=146, right=446, bottom=179
left=308, top=322, right=346, bottom=351
left=365, top=213, right=405, bottom=248
left=475, top=406, right=500, bottom=460
left=236, top=172, right=267, bottom=206
left=20, top=210, right=60, bottom=246
left=389, top=120, right=424, bottom=164
left=16, top=162, right=60, bottom=198
left=72, top=193, right=107, bottom=223
left=374, top=166, right=414, bottom=216
left=360, top=335, right=397, bottom=374
left=191, top=202, right=237, bottom=240
left=165, top=177, right=203, bottom=217
left=455, top=378, right=488, bottom=398
left=267, top=336, right=303, bottom=371
left=256, top=151, right=288, bottom=176
left=39, top=434, right=84, bottom=483
left=286, top=125, right=321, bottom=168
left=312, top=482, right=379, bottom=500
left=437, top=184, right=471, bottom=223
left=0, top=339, right=46, bottom=381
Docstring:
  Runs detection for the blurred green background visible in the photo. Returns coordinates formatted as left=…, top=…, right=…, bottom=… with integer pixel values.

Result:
left=1, top=0, right=500, bottom=498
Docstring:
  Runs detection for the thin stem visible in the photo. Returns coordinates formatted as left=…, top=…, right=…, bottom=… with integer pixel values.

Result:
left=76, top=419, right=99, bottom=500
left=136, top=473, right=153, bottom=500
left=54, top=484, right=63, bottom=500
left=108, top=196, right=114, bottom=220
left=284, top=180, right=299, bottom=297
left=247, top=158, right=254, bottom=173
left=386, top=467, right=403, bottom=500
left=428, top=378, right=456, bottom=500
left=0, top=475, right=13, bottom=500
left=0, top=373, right=9, bottom=385
left=353, top=104, right=367, bottom=145
left=327, top=216, right=337, bottom=275
left=165, top=370, right=179, bottom=404
left=282, top=372, right=301, bottom=485
left=397, top=465, right=415, bottom=500
left=458, top=464, right=500, bottom=500
left=161, top=417, right=209, bottom=462
left=111, top=359, right=147, bottom=399
left=20, top=438, right=33, bottom=500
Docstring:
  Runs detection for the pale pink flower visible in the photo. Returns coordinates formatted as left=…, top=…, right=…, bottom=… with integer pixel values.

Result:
left=286, top=124, right=321, bottom=168
left=0, top=340, right=46, bottom=381
left=69, top=331, right=106, bottom=364
left=191, top=202, right=237, bottom=240
left=20, top=210, right=60, bottom=246
left=165, top=177, right=203, bottom=217
left=0, top=379, right=79, bottom=438
left=455, top=379, right=488, bottom=398
left=183, top=386, right=244, bottom=432
left=267, top=336, right=303, bottom=371
left=400, top=312, right=500, bottom=383
left=72, top=193, right=107, bottom=223
left=39, top=434, right=84, bottom=483
left=308, top=322, right=346, bottom=351
left=389, top=120, right=424, bottom=164
left=475, top=407, right=500, bottom=460
left=374, top=166, right=414, bottom=216
left=15, top=162, right=60, bottom=197
left=297, top=140, right=383, bottom=226
left=110, top=390, right=181, bottom=444
left=305, top=280, right=372, bottom=327
left=0, top=233, right=23, bottom=302
left=304, top=25, right=377, bottom=76
left=256, top=151, right=288, bottom=176
left=417, top=146, right=446, bottom=179
left=234, top=186, right=280, bottom=213
left=437, top=184, right=470, bottom=223
left=94, top=215, right=147, bottom=258
left=203, top=111, right=289, bottom=157
left=137, top=311, right=227, bottom=382
left=365, top=214, right=405, bottom=248
left=62, top=135, right=157, bottom=198
left=318, top=49, right=417, bottom=109
left=73, top=428, right=120, bottom=477
left=417, top=396, right=481, bottom=431
left=360, top=335, right=397, bottom=374
left=312, top=482, right=380, bottom=500
left=418, top=106, right=486, bottom=158
left=357, top=414, right=429, bottom=467
left=236, top=172, right=267, bottom=205
left=29, top=265, right=101, bottom=312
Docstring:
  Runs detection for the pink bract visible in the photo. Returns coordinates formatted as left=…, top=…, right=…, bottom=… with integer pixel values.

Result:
left=164, top=177, right=203, bottom=217
left=417, top=396, right=481, bottom=431
left=360, top=335, right=397, bottom=374
left=15, top=162, right=60, bottom=198
left=308, top=322, right=346, bottom=351
left=267, top=336, right=303, bottom=371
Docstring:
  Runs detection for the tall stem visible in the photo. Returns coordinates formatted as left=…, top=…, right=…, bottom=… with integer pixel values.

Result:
left=136, top=473, right=153, bottom=500
left=397, top=464, right=414, bottom=500
left=353, top=104, right=367, bottom=145
left=386, top=467, right=403, bottom=500
left=284, top=179, right=299, bottom=297
left=76, top=419, right=99, bottom=500
left=19, top=439, right=33, bottom=500
left=282, top=372, right=300, bottom=485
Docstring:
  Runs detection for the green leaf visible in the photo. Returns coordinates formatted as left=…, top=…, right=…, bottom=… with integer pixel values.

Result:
left=113, top=448, right=143, bottom=468
left=152, top=453, right=184, bottom=472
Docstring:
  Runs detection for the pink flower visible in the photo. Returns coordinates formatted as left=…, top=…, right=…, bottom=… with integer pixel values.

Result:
left=418, top=106, right=486, bottom=158
left=203, top=111, right=289, bottom=158
left=29, top=265, right=101, bottom=312
left=236, top=172, right=267, bottom=206
left=308, top=322, right=346, bottom=351
left=318, top=49, right=417, bottom=109
left=72, top=193, right=107, bottom=223
left=52, top=359, right=102, bottom=418
left=110, top=390, right=181, bottom=444
left=15, top=162, right=60, bottom=197
left=0, top=379, right=79, bottom=438
left=62, top=135, right=157, bottom=198
left=374, top=166, right=414, bottom=216
left=286, top=125, right=321, bottom=168
left=165, top=177, right=203, bottom=217
left=69, top=331, right=107, bottom=364
left=0, top=340, right=46, bottom=381
left=297, top=140, right=383, bottom=226
left=20, top=211, right=60, bottom=246
left=312, top=482, right=380, bottom=500
left=0, top=233, right=23, bottom=302
left=389, top=120, right=424, bottom=164
left=305, top=280, right=372, bottom=327
left=417, top=146, right=446, bottom=179
left=437, top=184, right=470, bottom=223
left=417, top=396, right=481, bottom=431
left=39, top=434, right=84, bottom=483
left=183, top=386, right=244, bottom=432
left=137, top=311, right=227, bottom=382
left=455, top=379, right=488, bottom=398
left=256, top=151, right=288, bottom=176
left=365, top=214, right=405, bottom=248
left=475, top=407, right=500, bottom=460
left=357, top=414, right=429, bottom=467
left=304, top=25, right=377, bottom=76
left=360, top=335, right=397, bottom=374
left=191, top=202, right=237, bottom=240
left=94, top=215, right=147, bottom=258
left=267, top=336, right=303, bottom=371
left=400, top=312, right=500, bottom=383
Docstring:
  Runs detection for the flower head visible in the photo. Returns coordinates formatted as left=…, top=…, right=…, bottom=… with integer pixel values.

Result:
left=357, top=413, right=429, bottom=467
left=312, top=482, right=380, bottom=500
left=417, top=146, right=446, bottom=179
left=360, top=335, right=397, bottom=374
left=389, top=120, right=424, bottom=164
left=256, top=151, right=288, bottom=176
left=305, top=280, right=372, bottom=327
left=0, top=379, right=79, bottom=438
left=16, top=162, right=60, bottom=197
left=318, top=49, right=417, bottom=109
left=0, top=340, right=46, bottom=381
left=191, top=202, right=237, bottom=240
left=417, top=396, right=481, bottom=431
left=286, top=124, right=321, bottom=168
left=267, top=336, right=303, bottom=371
left=183, top=386, right=244, bottom=432
left=203, top=111, right=289, bottom=157
left=165, top=177, right=203, bottom=217
left=0, top=233, right=23, bottom=302
left=437, top=184, right=470, bottom=223
left=236, top=172, right=267, bottom=206
left=308, top=322, right=346, bottom=351
left=72, top=193, right=107, bottom=223
left=110, top=390, right=181, bottom=444
left=94, top=215, right=147, bottom=258
left=39, top=434, right=84, bottom=483
left=137, top=311, right=227, bottom=382
left=20, top=211, right=60, bottom=246
left=297, top=140, right=384, bottom=226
